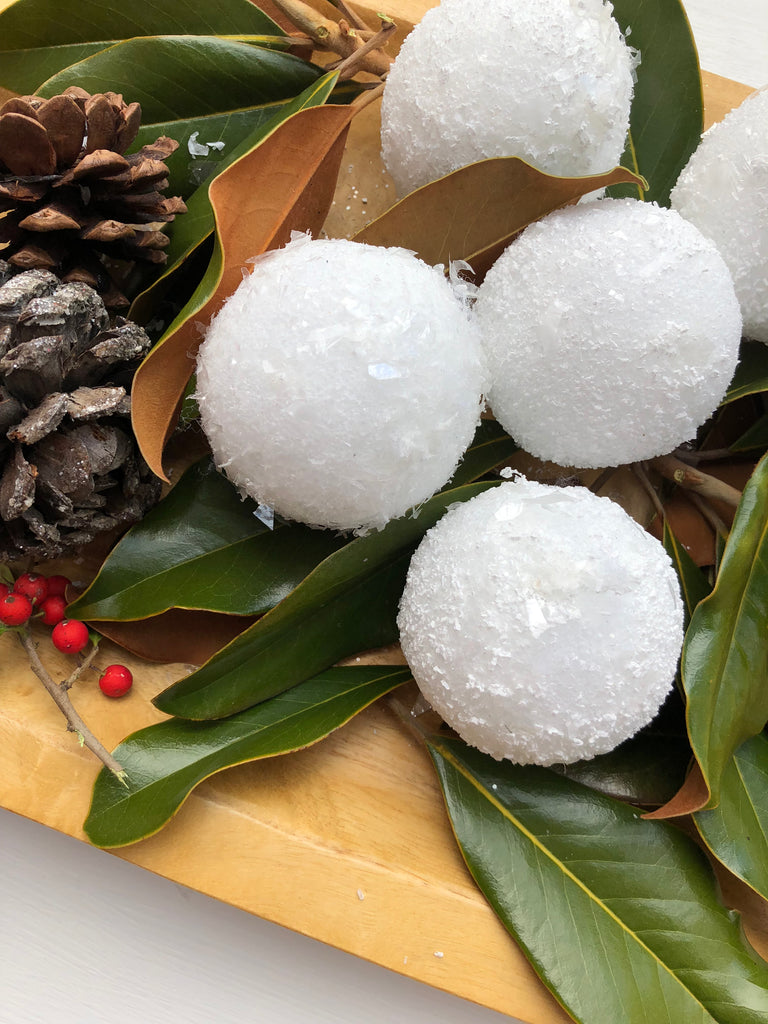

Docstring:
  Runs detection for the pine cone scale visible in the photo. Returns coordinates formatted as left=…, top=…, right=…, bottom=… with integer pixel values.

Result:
left=0, top=445, right=36, bottom=520
left=36, top=96, right=86, bottom=168
left=8, top=390, right=69, bottom=444
left=0, top=267, right=160, bottom=560
left=0, top=94, right=185, bottom=308
left=0, top=113, right=57, bottom=176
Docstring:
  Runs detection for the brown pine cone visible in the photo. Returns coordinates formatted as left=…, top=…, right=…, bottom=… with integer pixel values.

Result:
left=0, top=88, right=187, bottom=308
left=0, top=263, right=162, bottom=562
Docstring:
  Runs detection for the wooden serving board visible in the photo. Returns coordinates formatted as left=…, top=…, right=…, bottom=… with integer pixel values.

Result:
left=0, top=0, right=755, bottom=1018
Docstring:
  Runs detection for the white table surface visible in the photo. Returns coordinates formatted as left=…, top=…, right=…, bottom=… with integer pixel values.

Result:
left=2, top=4, right=767, bottom=1023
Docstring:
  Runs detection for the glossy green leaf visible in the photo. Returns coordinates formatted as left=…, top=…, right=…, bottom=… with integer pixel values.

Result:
left=724, top=343, right=768, bottom=405
left=0, top=41, right=107, bottom=92
left=731, top=414, right=768, bottom=454
left=694, top=732, right=768, bottom=903
left=85, top=665, right=410, bottom=848
left=66, top=458, right=346, bottom=622
left=606, top=0, right=703, bottom=205
left=683, top=452, right=768, bottom=808
left=36, top=37, right=321, bottom=121
left=664, top=520, right=712, bottom=627
left=430, top=736, right=768, bottom=1024
left=154, top=481, right=499, bottom=720
left=0, top=0, right=282, bottom=48
left=128, top=72, right=340, bottom=326
left=0, top=36, right=291, bottom=94
left=443, top=419, right=517, bottom=487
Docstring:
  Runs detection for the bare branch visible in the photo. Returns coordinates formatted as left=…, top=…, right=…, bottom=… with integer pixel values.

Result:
left=17, top=629, right=126, bottom=778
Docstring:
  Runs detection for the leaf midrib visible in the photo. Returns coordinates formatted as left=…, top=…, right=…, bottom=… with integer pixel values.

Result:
left=435, top=740, right=716, bottom=1020
left=74, top=529, right=285, bottom=619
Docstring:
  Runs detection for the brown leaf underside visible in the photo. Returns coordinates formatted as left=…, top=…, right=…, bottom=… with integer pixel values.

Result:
left=353, top=159, right=645, bottom=280
left=90, top=609, right=256, bottom=665
left=131, top=103, right=356, bottom=480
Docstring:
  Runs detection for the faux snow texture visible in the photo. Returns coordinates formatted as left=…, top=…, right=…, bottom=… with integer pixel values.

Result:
left=380, top=0, right=635, bottom=196
left=196, top=236, right=486, bottom=531
left=671, top=87, right=768, bottom=344
left=397, top=480, right=684, bottom=765
left=475, top=198, right=742, bottom=468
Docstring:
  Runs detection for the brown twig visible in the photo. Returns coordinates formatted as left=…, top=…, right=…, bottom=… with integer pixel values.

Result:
left=588, top=466, right=619, bottom=495
left=650, top=454, right=743, bottom=509
left=17, top=629, right=126, bottom=779
left=269, top=0, right=394, bottom=77
left=330, top=18, right=396, bottom=78
left=632, top=461, right=666, bottom=522
left=687, top=491, right=730, bottom=539
left=329, top=0, right=375, bottom=34
left=351, top=81, right=386, bottom=110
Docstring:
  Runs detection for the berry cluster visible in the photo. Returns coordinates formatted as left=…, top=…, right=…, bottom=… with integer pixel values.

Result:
left=0, top=570, right=133, bottom=698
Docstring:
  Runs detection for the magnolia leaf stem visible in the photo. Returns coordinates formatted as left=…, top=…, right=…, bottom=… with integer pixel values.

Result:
left=17, top=630, right=126, bottom=779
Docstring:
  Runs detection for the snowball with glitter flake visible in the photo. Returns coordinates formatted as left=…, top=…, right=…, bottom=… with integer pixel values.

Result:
left=475, top=198, right=742, bottom=468
left=397, top=480, right=684, bottom=766
left=380, top=0, right=635, bottom=196
left=196, top=236, right=485, bottom=532
left=671, top=87, right=768, bottom=344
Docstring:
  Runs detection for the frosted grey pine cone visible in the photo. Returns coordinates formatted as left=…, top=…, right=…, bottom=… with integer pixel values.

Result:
left=0, top=262, right=161, bottom=561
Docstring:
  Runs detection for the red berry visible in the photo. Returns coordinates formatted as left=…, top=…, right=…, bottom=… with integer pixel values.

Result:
left=14, top=572, right=48, bottom=605
left=99, top=664, right=133, bottom=698
left=51, top=618, right=90, bottom=654
left=46, top=574, right=71, bottom=598
left=39, top=595, right=67, bottom=626
left=0, top=593, right=34, bottom=626
left=0, top=582, right=9, bottom=599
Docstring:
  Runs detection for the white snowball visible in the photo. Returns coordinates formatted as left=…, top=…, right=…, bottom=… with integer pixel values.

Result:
left=671, top=87, right=768, bottom=344
left=475, top=198, right=742, bottom=468
left=397, top=480, right=684, bottom=765
left=381, top=0, right=635, bottom=196
left=196, top=236, right=486, bottom=532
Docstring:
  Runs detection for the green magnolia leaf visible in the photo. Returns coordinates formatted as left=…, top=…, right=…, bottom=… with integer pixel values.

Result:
left=35, top=37, right=321, bottom=122
left=0, top=41, right=107, bottom=92
left=128, top=72, right=341, bottom=325
left=66, top=458, right=347, bottom=621
left=0, top=36, right=291, bottom=95
left=85, top=665, right=410, bottom=848
left=683, top=452, right=768, bottom=808
left=724, top=343, right=768, bottom=405
left=606, top=0, right=703, bottom=205
left=663, top=520, right=712, bottom=627
left=731, top=414, right=768, bottom=455
left=442, top=419, right=517, bottom=487
left=0, top=0, right=281, bottom=48
left=430, top=736, right=768, bottom=1024
left=694, top=731, right=768, bottom=903
left=153, top=481, right=500, bottom=720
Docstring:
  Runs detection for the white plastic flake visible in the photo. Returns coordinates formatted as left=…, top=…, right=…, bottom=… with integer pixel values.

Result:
left=397, top=480, right=684, bottom=766
left=196, top=235, right=486, bottom=532
left=380, top=0, right=635, bottom=196
left=671, top=86, right=768, bottom=343
left=475, top=198, right=742, bottom=468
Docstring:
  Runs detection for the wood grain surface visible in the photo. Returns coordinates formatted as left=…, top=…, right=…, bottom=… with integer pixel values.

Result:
left=0, top=1, right=757, bottom=1021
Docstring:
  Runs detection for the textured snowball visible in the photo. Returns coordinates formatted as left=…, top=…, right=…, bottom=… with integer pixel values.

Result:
left=196, top=236, right=485, bottom=532
left=475, top=198, right=742, bottom=468
left=381, top=0, right=635, bottom=196
left=397, top=480, right=684, bottom=765
left=671, top=87, right=768, bottom=344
